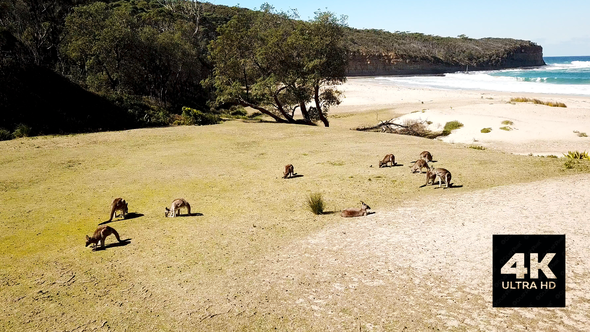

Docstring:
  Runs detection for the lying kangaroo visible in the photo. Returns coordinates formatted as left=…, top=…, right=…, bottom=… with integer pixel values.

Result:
left=108, top=197, right=128, bottom=221
left=420, top=151, right=433, bottom=162
left=283, top=164, right=294, bottom=178
left=410, top=159, right=430, bottom=173
left=341, top=201, right=371, bottom=217
left=85, top=225, right=122, bottom=250
left=425, top=167, right=452, bottom=188
left=165, top=198, right=191, bottom=217
left=379, top=154, right=396, bottom=168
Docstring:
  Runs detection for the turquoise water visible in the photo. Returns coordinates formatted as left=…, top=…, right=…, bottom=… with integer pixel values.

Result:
left=376, top=56, right=590, bottom=95
left=491, top=56, right=590, bottom=85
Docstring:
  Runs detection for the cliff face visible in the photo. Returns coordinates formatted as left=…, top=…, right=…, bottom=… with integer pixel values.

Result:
left=346, top=44, right=545, bottom=76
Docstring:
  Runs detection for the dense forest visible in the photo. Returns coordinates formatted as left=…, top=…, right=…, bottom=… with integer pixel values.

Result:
left=0, top=0, right=544, bottom=139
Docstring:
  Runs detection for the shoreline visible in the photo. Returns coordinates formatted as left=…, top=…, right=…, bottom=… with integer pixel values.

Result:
left=333, top=77, right=590, bottom=155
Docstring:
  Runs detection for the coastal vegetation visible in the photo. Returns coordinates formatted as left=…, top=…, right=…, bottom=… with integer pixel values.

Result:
left=481, top=128, right=492, bottom=133
left=510, top=97, right=567, bottom=108
left=1, top=0, right=545, bottom=138
left=442, top=120, right=464, bottom=136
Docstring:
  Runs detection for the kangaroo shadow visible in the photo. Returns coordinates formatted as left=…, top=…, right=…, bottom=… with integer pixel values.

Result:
left=320, top=211, right=339, bottom=215
left=93, top=239, right=131, bottom=251
left=174, top=212, right=204, bottom=217
left=286, top=174, right=304, bottom=179
left=367, top=211, right=376, bottom=215
left=99, top=213, right=144, bottom=225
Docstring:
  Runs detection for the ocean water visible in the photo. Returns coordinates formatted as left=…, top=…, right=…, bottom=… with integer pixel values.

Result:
left=375, top=56, right=590, bottom=96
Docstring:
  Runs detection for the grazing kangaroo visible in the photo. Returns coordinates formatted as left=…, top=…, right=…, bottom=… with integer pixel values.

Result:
left=379, top=154, right=396, bottom=168
left=85, top=225, right=122, bottom=250
left=108, top=197, right=128, bottom=221
left=420, top=151, right=433, bottom=162
left=410, top=159, right=430, bottom=173
left=425, top=167, right=452, bottom=188
left=283, top=164, right=294, bottom=178
left=341, top=201, right=371, bottom=217
left=165, top=198, right=191, bottom=217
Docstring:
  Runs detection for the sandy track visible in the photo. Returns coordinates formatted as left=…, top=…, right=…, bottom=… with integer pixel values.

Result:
left=252, top=174, right=590, bottom=331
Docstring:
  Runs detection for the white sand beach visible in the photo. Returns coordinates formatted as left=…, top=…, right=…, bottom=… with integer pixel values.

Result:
left=333, top=77, right=590, bottom=155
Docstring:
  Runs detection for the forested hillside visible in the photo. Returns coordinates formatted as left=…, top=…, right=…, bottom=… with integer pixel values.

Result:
left=0, top=0, right=544, bottom=139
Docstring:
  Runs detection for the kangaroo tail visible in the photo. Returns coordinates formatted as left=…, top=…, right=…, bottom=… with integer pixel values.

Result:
left=187, top=202, right=191, bottom=215
left=111, top=227, right=122, bottom=242
left=108, top=206, right=115, bottom=221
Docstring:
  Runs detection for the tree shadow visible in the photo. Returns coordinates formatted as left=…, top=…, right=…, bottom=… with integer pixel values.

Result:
left=92, top=239, right=131, bottom=251
left=99, top=213, right=144, bottom=225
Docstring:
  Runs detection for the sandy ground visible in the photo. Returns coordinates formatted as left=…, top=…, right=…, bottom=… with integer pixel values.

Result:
left=252, top=174, right=590, bottom=331
left=333, top=78, right=590, bottom=155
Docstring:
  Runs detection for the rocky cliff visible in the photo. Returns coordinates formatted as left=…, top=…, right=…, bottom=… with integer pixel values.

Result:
left=344, top=29, right=546, bottom=76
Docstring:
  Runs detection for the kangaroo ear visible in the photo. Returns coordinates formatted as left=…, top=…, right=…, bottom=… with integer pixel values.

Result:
left=85, top=235, right=90, bottom=241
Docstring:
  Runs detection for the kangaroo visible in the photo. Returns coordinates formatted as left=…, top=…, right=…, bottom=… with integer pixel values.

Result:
left=379, top=154, right=396, bottom=168
left=341, top=201, right=371, bottom=218
left=108, top=197, right=128, bottom=221
left=420, top=151, right=433, bottom=162
left=410, top=159, right=430, bottom=173
left=165, top=198, right=191, bottom=217
left=283, top=164, right=294, bottom=179
left=425, top=167, right=452, bottom=188
left=85, top=225, right=122, bottom=250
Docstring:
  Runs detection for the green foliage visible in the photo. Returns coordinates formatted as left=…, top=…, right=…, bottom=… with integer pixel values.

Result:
left=13, top=123, right=32, bottom=138
left=181, top=107, right=220, bottom=126
left=501, top=120, right=514, bottom=125
left=481, top=127, right=492, bottom=133
left=441, top=121, right=464, bottom=136
left=499, top=126, right=512, bottom=131
left=207, top=8, right=347, bottom=126
left=469, top=145, right=486, bottom=150
left=0, top=128, right=12, bottom=141
left=563, top=151, right=590, bottom=160
left=573, top=130, right=588, bottom=137
left=307, top=193, right=325, bottom=215
left=563, top=159, right=590, bottom=171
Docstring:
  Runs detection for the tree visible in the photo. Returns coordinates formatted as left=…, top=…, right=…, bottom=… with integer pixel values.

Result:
left=206, top=7, right=347, bottom=126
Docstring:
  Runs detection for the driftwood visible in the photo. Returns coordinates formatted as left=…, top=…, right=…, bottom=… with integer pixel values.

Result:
left=355, top=119, right=409, bottom=132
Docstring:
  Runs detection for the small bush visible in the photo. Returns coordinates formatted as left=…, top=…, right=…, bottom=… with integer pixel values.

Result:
left=181, top=107, right=221, bottom=126
left=13, top=124, right=32, bottom=138
left=546, top=155, right=558, bottom=158
left=574, top=131, right=588, bottom=137
left=481, top=127, right=492, bottom=133
left=510, top=97, right=566, bottom=108
left=469, top=145, right=486, bottom=150
left=307, top=193, right=325, bottom=215
left=229, top=106, right=248, bottom=117
left=441, top=121, right=464, bottom=136
left=0, top=128, right=12, bottom=141
left=499, top=126, right=512, bottom=131
left=563, top=159, right=590, bottom=171
left=563, top=151, right=590, bottom=160
left=501, top=120, right=514, bottom=125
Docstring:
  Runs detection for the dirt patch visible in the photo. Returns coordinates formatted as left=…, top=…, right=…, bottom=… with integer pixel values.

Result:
left=248, top=174, right=590, bottom=330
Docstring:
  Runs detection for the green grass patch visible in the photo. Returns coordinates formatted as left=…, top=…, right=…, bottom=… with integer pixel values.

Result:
left=469, top=145, right=486, bottom=150
left=499, top=126, right=512, bottom=131
left=441, top=120, right=464, bottom=136
left=481, top=127, right=492, bottom=133
left=501, top=120, right=514, bottom=125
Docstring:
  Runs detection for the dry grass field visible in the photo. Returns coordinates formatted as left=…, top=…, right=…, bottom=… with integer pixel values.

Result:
left=0, top=112, right=587, bottom=331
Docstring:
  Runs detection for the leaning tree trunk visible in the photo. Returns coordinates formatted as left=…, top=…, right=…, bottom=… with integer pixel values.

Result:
left=314, top=85, right=329, bottom=127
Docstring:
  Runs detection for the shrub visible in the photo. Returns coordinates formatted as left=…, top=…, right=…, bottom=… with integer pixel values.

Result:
left=573, top=130, right=588, bottom=137
left=563, top=151, right=590, bottom=160
left=481, top=127, right=492, bottom=133
left=510, top=97, right=566, bottom=108
left=0, top=128, right=12, bottom=141
left=307, top=193, right=325, bottom=215
left=469, top=145, right=486, bottom=150
left=181, top=107, right=221, bottom=126
left=441, top=121, right=464, bottom=136
left=499, top=126, right=512, bottom=131
left=229, top=106, right=248, bottom=117
left=13, top=124, right=32, bottom=138
left=501, top=120, right=514, bottom=125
